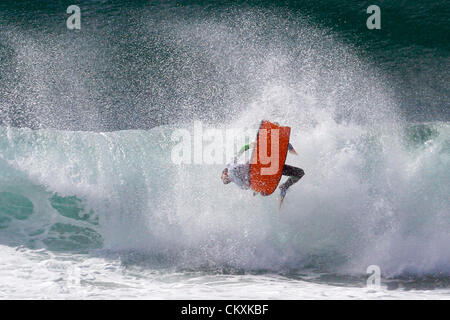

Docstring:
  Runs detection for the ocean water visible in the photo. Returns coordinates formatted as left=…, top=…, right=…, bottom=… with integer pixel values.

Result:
left=0, top=1, right=449, bottom=299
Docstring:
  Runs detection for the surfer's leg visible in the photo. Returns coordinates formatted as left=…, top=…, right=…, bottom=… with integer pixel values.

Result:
left=279, top=164, right=304, bottom=191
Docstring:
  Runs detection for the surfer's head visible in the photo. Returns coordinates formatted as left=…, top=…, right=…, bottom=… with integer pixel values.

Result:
left=221, top=168, right=231, bottom=184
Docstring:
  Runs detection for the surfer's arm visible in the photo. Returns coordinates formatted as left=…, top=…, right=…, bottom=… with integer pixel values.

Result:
left=233, top=142, right=256, bottom=163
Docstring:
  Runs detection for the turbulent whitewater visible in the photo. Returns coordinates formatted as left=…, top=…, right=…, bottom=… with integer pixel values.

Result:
left=0, top=121, right=448, bottom=277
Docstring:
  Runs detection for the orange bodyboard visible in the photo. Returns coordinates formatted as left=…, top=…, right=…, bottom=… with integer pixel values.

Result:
left=249, top=120, right=291, bottom=196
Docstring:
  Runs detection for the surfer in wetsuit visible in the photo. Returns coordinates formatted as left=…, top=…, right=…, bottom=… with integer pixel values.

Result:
left=221, top=141, right=304, bottom=207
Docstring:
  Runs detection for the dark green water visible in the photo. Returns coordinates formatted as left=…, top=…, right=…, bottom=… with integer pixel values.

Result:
left=0, top=0, right=448, bottom=130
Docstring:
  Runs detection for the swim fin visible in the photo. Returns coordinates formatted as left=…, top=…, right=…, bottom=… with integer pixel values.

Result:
left=279, top=187, right=287, bottom=210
